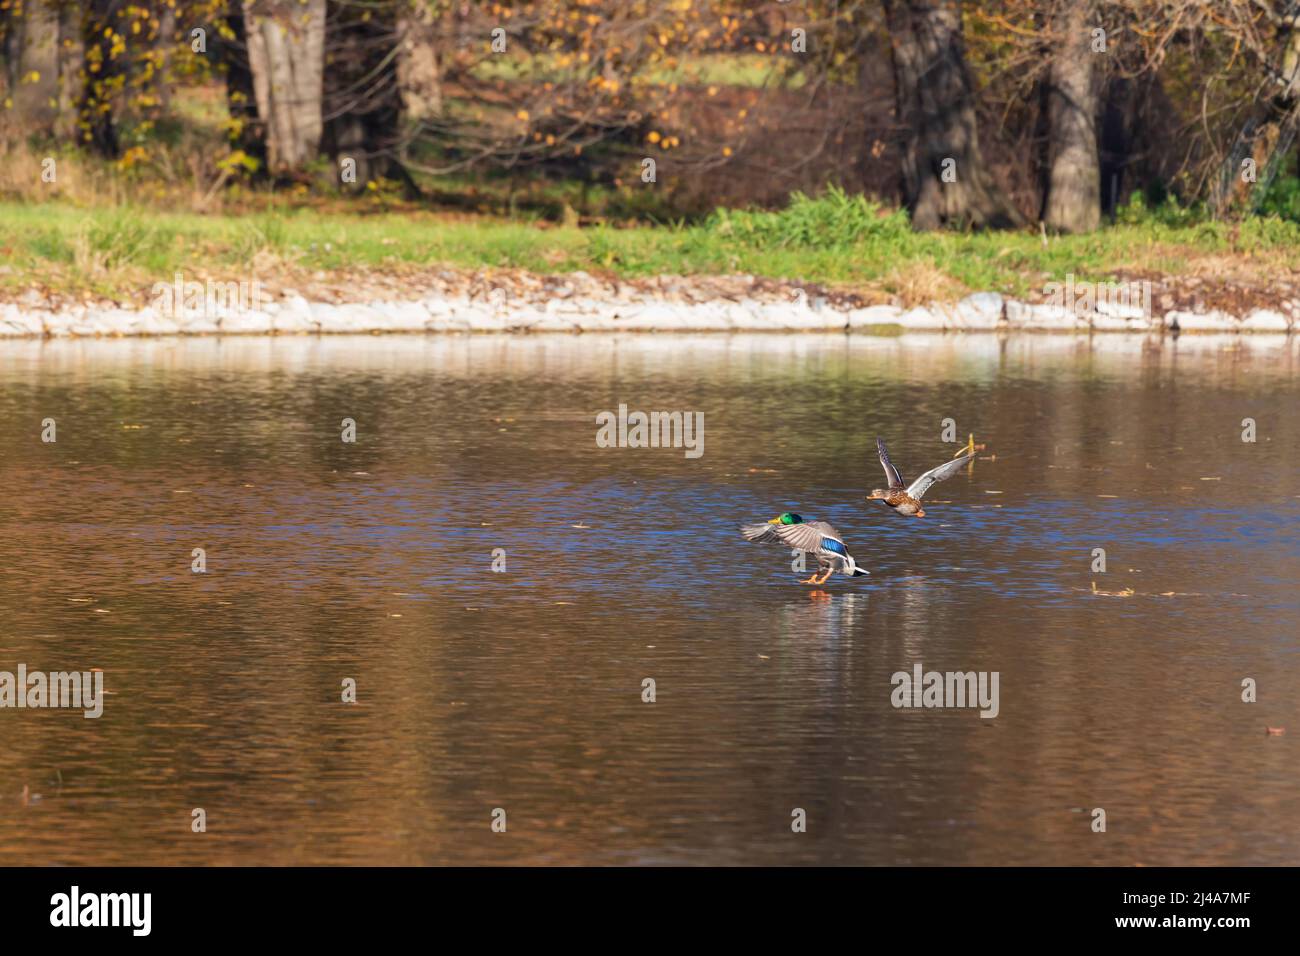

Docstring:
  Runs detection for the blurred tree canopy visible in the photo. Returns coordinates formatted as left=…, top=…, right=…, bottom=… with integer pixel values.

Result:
left=2, top=0, right=1300, bottom=231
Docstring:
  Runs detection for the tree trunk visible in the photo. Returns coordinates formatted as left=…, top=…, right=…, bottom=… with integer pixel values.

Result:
left=321, top=0, right=416, bottom=194
left=1043, top=0, right=1101, bottom=233
left=13, top=0, right=61, bottom=136
left=397, top=3, right=442, bottom=126
left=1098, top=75, right=1132, bottom=216
left=243, top=0, right=325, bottom=173
left=1228, top=10, right=1300, bottom=213
left=82, top=0, right=122, bottom=157
left=884, top=0, right=1021, bottom=230
left=154, top=3, right=177, bottom=115
left=218, top=3, right=268, bottom=171
left=1, top=7, right=14, bottom=97
left=56, top=2, right=85, bottom=141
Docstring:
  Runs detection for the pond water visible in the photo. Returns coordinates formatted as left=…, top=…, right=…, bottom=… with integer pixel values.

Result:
left=1, top=332, right=1297, bottom=865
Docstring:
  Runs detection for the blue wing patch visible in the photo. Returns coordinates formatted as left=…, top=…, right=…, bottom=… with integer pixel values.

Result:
left=820, top=537, right=847, bottom=556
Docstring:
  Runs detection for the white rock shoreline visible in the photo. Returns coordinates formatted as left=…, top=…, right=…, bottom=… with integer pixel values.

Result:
left=1, top=289, right=1295, bottom=337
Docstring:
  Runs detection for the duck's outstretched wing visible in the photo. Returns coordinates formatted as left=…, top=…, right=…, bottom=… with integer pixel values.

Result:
left=906, top=453, right=975, bottom=500
left=741, top=523, right=783, bottom=543
left=876, top=438, right=905, bottom=489
left=771, top=520, right=849, bottom=558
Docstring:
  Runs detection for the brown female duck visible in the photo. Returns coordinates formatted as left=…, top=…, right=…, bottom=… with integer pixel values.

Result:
left=868, top=437, right=974, bottom=518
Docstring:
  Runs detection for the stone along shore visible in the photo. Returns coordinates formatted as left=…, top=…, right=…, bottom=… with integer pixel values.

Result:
left=2, top=271, right=1295, bottom=337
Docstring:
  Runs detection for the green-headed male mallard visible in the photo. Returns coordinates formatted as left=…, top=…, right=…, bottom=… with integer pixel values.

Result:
left=868, top=437, right=974, bottom=518
left=741, top=512, right=870, bottom=585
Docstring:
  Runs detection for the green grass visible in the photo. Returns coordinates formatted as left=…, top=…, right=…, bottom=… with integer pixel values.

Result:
left=5, top=186, right=1300, bottom=303
left=470, top=51, right=791, bottom=88
left=643, top=52, right=799, bottom=88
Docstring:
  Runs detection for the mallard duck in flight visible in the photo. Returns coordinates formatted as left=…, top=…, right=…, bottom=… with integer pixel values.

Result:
left=869, top=438, right=974, bottom=518
left=741, top=512, right=869, bottom=585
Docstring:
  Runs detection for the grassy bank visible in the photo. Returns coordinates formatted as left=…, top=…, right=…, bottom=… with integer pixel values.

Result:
left=5, top=188, right=1300, bottom=308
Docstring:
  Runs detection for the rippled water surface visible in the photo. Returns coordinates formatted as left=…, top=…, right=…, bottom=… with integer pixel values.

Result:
left=1, top=333, right=1297, bottom=865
